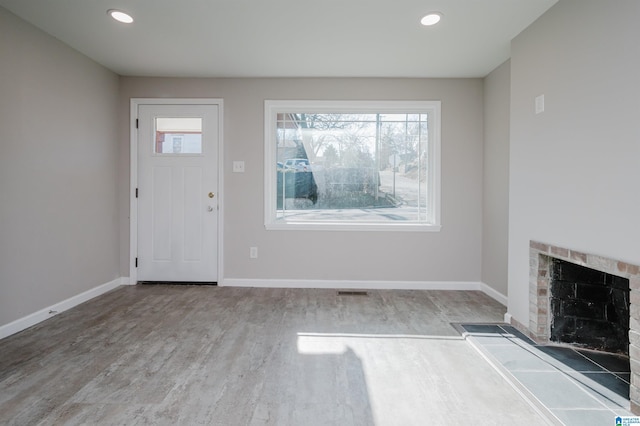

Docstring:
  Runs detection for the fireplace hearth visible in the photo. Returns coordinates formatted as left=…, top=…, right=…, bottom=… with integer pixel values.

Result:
left=523, top=241, right=640, bottom=414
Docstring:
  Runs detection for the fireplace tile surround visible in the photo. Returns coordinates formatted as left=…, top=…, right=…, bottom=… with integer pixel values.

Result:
left=524, top=241, right=640, bottom=414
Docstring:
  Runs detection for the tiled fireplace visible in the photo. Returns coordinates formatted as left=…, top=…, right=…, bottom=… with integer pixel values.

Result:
left=526, top=241, right=640, bottom=414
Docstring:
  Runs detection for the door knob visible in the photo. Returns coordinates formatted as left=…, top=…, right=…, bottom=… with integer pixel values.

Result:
left=207, top=206, right=214, bottom=212
left=208, top=192, right=215, bottom=198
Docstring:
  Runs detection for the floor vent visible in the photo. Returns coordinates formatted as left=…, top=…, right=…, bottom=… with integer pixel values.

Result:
left=337, top=290, right=369, bottom=296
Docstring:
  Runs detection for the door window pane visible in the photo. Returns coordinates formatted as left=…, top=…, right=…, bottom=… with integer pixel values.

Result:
left=155, top=118, right=203, bottom=154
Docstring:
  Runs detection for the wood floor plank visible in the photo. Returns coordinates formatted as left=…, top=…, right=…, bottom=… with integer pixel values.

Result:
left=0, top=286, right=549, bottom=425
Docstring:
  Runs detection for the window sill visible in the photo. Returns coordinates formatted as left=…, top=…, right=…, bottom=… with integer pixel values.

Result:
left=265, top=221, right=442, bottom=232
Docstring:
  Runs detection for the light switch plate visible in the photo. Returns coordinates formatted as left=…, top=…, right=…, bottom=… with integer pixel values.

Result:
left=233, top=161, right=245, bottom=173
left=535, top=94, right=545, bottom=114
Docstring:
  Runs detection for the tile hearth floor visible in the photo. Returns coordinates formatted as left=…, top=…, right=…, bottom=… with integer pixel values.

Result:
left=458, top=323, right=633, bottom=425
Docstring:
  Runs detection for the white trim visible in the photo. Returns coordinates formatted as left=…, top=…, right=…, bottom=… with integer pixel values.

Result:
left=504, top=312, right=513, bottom=325
left=129, top=98, right=224, bottom=285
left=264, top=100, right=442, bottom=231
left=264, top=222, right=442, bottom=232
left=0, top=277, right=126, bottom=340
left=479, top=282, right=508, bottom=306
left=222, top=279, right=484, bottom=291
left=129, top=100, right=138, bottom=283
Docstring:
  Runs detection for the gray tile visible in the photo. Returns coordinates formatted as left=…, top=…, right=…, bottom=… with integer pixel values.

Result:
left=512, top=371, right=607, bottom=409
left=470, top=335, right=513, bottom=345
left=534, top=346, right=604, bottom=372
left=577, top=349, right=630, bottom=373
left=615, top=373, right=631, bottom=383
left=565, top=371, right=630, bottom=410
left=552, top=408, right=621, bottom=426
left=466, top=321, right=633, bottom=419
left=483, top=344, right=557, bottom=372
left=461, top=323, right=528, bottom=346
left=462, top=324, right=505, bottom=334
left=499, top=325, right=536, bottom=345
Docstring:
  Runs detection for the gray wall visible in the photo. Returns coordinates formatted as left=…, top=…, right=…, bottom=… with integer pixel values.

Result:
left=0, top=8, right=120, bottom=325
left=482, top=60, right=511, bottom=297
left=508, top=0, right=640, bottom=324
left=119, top=78, right=484, bottom=283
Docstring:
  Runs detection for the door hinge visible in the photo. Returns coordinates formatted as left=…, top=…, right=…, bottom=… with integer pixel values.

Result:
left=135, top=257, right=138, bottom=268
left=136, top=119, right=139, bottom=129
left=135, top=188, right=138, bottom=198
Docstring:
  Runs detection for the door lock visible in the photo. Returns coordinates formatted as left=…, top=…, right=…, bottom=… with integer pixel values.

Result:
left=208, top=192, right=215, bottom=198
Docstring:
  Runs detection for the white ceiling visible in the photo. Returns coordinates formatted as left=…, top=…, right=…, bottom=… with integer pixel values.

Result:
left=0, top=0, right=557, bottom=78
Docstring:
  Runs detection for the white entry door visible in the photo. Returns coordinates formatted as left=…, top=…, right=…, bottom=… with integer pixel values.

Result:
left=137, top=103, right=219, bottom=282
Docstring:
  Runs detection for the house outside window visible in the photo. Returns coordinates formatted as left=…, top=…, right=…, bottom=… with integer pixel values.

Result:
left=264, top=100, right=441, bottom=231
left=154, top=117, right=203, bottom=154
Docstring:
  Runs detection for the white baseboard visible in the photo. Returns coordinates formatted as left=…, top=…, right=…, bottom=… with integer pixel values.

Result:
left=223, top=278, right=508, bottom=306
left=0, top=277, right=127, bottom=340
left=479, top=282, right=508, bottom=306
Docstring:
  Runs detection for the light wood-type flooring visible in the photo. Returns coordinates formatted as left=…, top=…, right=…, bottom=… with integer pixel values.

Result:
left=0, top=286, right=550, bottom=425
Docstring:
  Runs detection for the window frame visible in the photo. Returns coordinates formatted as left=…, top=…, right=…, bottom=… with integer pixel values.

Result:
left=264, top=100, right=441, bottom=232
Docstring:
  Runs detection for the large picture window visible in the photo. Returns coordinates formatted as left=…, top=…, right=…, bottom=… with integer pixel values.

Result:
left=264, top=100, right=441, bottom=231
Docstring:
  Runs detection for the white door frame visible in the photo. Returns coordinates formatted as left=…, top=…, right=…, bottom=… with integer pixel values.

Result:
left=129, top=98, right=224, bottom=284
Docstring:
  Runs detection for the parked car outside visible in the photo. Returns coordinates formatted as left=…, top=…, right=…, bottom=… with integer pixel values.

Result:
left=284, top=158, right=310, bottom=172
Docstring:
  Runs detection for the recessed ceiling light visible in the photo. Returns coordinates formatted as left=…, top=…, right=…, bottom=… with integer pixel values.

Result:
left=421, top=12, right=442, bottom=26
left=108, top=9, right=134, bottom=24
